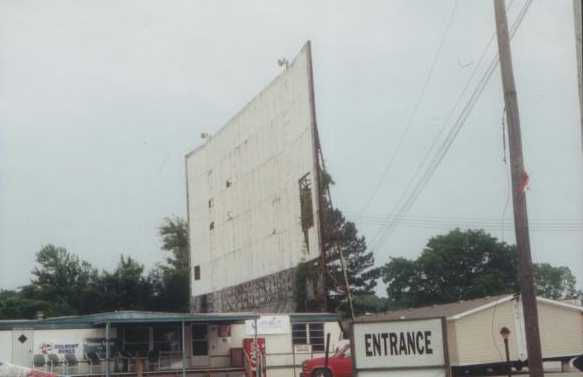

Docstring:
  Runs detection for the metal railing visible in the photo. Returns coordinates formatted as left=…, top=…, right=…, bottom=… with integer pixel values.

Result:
left=31, top=352, right=187, bottom=376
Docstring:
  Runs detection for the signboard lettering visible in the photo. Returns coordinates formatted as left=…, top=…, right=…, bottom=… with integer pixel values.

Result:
left=245, top=316, right=290, bottom=335
left=351, top=317, right=449, bottom=377
left=364, top=330, right=434, bottom=357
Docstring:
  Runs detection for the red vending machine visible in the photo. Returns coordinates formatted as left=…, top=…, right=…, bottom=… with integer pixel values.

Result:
left=243, top=338, right=266, bottom=377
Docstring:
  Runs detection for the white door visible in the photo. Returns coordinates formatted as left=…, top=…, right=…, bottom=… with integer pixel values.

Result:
left=191, top=324, right=209, bottom=367
left=12, top=329, right=34, bottom=367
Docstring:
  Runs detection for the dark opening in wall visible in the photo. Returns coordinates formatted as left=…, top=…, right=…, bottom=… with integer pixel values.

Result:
left=225, top=179, right=232, bottom=188
left=298, top=173, right=314, bottom=252
left=194, top=265, right=201, bottom=280
left=209, top=221, right=215, bottom=230
left=208, top=198, right=214, bottom=209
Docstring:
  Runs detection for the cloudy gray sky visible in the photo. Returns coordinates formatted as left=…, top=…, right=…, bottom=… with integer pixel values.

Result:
left=1, top=0, right=581, bottom=292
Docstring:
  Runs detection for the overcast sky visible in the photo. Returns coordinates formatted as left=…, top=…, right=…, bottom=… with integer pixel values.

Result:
left=1, top=0, right=581, bottom=292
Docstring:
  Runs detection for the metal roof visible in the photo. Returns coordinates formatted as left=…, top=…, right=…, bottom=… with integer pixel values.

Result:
left=288, top=312, right=339, bottom=323
left=0, top=311, right=259, bottom=330
left=358, top=295, right=514, bottom=322
left=0, top=311, right=341, bottom=330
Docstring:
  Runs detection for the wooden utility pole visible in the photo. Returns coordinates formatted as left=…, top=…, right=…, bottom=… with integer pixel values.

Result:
left=306, top=41, right=328, bottom=312
left=574, top=0, right=583, bottom=150
left=493, top=1, right=544, bottom=377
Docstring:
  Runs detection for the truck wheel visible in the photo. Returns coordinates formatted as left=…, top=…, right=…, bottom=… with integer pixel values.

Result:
left=313, top=368, right=332, bottom=377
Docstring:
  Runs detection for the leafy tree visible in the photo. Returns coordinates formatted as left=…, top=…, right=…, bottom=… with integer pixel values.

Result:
left=149, top=217, right=190, bottom=312
left=534, top=263, right=579, bottom=300
left=94, top=255, right=153, bottom=311
left=159, top=217, right=190, bottom=272
left=382, top=229, right=580, bottom=307
left=382, top=257, right=421, bottom=309
left=0, top=290, right=58, bottom=319
left=4, top=218, right=193, bottom=317
left=320, top=172, right=381, bottom=315
left=352, top=294, right=390, bottom=314
left=24, top=245, right=98, bottom=315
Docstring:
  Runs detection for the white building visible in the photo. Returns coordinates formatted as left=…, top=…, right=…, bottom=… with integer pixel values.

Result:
left=0, top=311, right=341, bottom=377
left=185, top=42, right=324, bottom=313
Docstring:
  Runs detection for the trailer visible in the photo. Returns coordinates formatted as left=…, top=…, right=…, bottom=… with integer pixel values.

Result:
left=360, top=294, right=583, bottom=376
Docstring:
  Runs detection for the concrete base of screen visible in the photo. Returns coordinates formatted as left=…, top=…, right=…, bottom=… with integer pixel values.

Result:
left=191, top=267, right=297, bottom=313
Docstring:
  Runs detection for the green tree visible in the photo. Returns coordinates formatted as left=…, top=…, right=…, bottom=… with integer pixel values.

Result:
left=351, top=294, right=390, bottom=314
left=149, top=217, right=190, bottom=312
left=533, top=263, right=579, bottom=300
left=0, top=290, right=58, bottom=319
left=95, top=256, right=153, bottom=311
left=382, top=229, right=580, bottom=307
left=24, top=245, right=98, bottom=315
left=159, top=217, right=190, bottom=272
left=320, top=172, right=381, bottom=315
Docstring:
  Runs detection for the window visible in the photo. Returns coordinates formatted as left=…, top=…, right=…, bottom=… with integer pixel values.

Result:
left=123, top=327, right=149, bottom=355
left=292, top=322, right=325, bottom=352
left=153, top=326, right=182, bottom=352
left=194, top=265, right=201, bottom=281
left=208, top=198, right=214, bottom=209
left=209, top=221, right=215, bottom=230
left=292, top=323, right=307, bottom=345
left=192, top=324, right=208, bottom=356
left=309, top=323, right=324, bottom=352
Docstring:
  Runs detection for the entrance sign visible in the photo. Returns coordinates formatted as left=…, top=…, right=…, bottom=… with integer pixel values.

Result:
left=351, top=317, right=449, bottom=377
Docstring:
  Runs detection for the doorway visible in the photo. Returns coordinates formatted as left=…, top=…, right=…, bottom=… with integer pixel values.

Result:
left=11, top=329, right=34, bottom=368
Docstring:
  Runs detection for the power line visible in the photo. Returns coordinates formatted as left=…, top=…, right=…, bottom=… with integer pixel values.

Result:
left=352, top=214, right=583, bottom=226
left=370, top=0, right=534, bottom=251
left=357, top=218, right=583, bottom=232
left=354, top=0, right=459, bottom=219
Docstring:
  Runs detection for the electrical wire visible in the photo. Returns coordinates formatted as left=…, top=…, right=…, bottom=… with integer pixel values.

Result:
left=370, top=0, right=534, bottom=251
left=355, top=0, right=459, bottom=220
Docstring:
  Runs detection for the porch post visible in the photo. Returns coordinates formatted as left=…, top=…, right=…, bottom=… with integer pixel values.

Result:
left=253, top=317, right=258, bottom=377
left=105, top=321, right=111, bottom=377
left=181, top=321, right=186, bottom=377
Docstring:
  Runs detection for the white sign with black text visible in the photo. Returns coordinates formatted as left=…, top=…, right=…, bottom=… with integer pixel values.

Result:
left=352, top=318, right=448, bottom=377
left=245, top=315, right=291, bottom=335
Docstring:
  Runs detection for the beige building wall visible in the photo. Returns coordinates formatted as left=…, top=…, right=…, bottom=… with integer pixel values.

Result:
left=537, top=300, right=583, bottom=358
left=452, top=300, right=518, bottom=366
left=446, top=320, right=458, bottom=365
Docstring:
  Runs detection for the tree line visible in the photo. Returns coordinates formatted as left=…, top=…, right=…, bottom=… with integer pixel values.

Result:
left=0, top=218, right=189, bottom=319
left=326, top=225, right=581, bottom=315
left=1, top=174, right=580, bottom=319
left=317, top=174, right=581, bottom=315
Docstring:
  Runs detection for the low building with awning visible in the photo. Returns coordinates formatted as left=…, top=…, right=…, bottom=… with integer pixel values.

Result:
left=0, top=311, right=342, bottom=377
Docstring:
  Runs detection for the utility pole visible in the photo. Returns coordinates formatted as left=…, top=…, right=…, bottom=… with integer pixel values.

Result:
left=493, top=1, right=544, bottom=377
left=573, top=0, right=583, bottom=150
left=306, top=41, right=328, bottom=312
